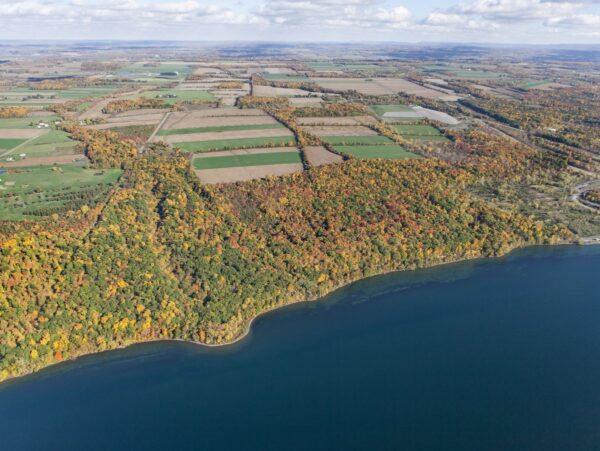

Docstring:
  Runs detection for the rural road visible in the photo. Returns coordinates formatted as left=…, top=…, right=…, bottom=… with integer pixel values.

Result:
left=571, top=180, right=600, bottom=210
left=141, top=111, right=171, bottom=153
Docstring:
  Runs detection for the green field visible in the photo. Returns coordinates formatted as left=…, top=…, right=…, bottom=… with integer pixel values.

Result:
left=0, top=164, right=122, bottom=220
left=334, top=145, right=419, bottom=160
left=3, top=86, right=122, bottom=103
left=0, top=138, right=28, bottom=150
left=132, top=89, right=214, bottom=104
left=15, top=130, right=78, bottom=157
left=307, top=63, right=387, bottom=72
left=423, top=66, right=507, bottom=80
left=261, top=74, right=312, bottom=82
left=307, top=62, right=339, bottom=71
left=177, top=136, right=296, bottom=153
left=158, top=123, right=285, bottom=136
left=520, top=79, right=552, bottom=89
left=117, top=63, right=193, bottom=78
left=193, top=151, right=302, bottom=170
left=320, top=135, right=393, bottom=146
left=450, top=71, right=506, bottom=80
left=371, top=105, right=414, bottom=116
left=391, top=124, right=449, bottom=142
left=0, top=116, right=61, bottom=129
left=391, top=125, right=440, bottom=135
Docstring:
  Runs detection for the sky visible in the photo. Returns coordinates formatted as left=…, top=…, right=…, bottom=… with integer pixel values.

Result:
left=0, top=0, right=599, bottom=44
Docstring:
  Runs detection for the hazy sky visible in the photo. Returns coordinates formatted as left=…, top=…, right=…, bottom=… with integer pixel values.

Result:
left=0, top=0, right=599, bottom=44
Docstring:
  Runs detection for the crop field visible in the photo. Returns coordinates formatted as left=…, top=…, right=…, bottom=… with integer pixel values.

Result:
left=320, top=135, right=393, bottom=146
left=371, top=104, right=414, bottom=116
left=381, top=106, right=459, bottom=125
left=131, top=89, right=214, bottom=104
left=176, top=135, right=296, bottom=153
left=0, top=164, right=122, bottom=220
left=312, top=78, right=458, bottom=100
left=193, top=151, right=301, bottom=169
left=304, top=125, right=377, bottom=137
left=161, top=128, right=293, bottom=144
left=304, top=146, right=343, bottom=166
left=296, top=116, right=378, bottom=126
left=192, top=147, right=303, bottom=184
left=424, top=66, right=508, bottom=80
left=450, top=71, right=507, bottom=80
left=155, top=109, right=293, bottom=152
left=116, top=62, right=194, bottom=79
left=391, top=124, right=449, bottom=142
left=520, top=80, right=570, bottom=91
left=261, top=74, right=312, bottom=82
left=12, top=130, right=78, bottom=158
left=252, top=85, right=319, bottom=97
left=161, top=109, right=270, bottom=130
left=0, top=138, right=27, bottom=150
left=0, top=86, right=124, bottom=107
left=391, top=125, right=440, bottom=135
left=157, top=123, right=285, bottom=136
left=334, top=145, right=419, bottom=160
left=86, top=111, right=167, bottom=130
left=0, top=116, right=61, bottom=129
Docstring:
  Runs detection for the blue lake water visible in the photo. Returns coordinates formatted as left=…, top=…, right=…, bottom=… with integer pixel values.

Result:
left=1, top=245, right=600, bottom=451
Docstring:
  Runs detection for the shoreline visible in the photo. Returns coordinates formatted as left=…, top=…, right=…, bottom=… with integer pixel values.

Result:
left=1, top=238, right=597, bottom=386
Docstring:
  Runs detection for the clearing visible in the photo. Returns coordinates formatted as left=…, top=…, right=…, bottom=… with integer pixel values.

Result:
left=0, top=164, right=122, bottom=220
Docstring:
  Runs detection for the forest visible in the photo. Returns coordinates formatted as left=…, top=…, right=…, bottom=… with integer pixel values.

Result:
left=0, top=119, right=570, bottom=381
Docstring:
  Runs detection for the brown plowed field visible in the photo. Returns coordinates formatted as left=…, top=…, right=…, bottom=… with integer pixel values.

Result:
left=304, top=146, right=343, bottom=166
left=195, top=163, right=302, bottom=184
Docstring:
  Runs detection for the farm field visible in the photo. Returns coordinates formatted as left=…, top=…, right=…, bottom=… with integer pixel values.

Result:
left=252, top=85, right=320, bottom=97
left=0, top=164, right=122, bottom=220
left=0, top=115, right=61, bottom=129
left=15, top=130, right=78, bottom=157
left=303, top=125, right=377, bottom=137
left=379, top=106, right=459, bottom=125
left=371, top=104, right=413, bottom=116
left=0, top=130, right=79, bottom=162
left=155, top=108, right=293, bottom=152
left=312, top=78, right=458, bottom=100
left=320, top=135, right=393, bottom=146
left=0, top=86, right=124, bottom=107
left=161, top=109, right=270, bottom=130
left=334, top=145, right=419, bottom=160
left=193, top=150, right=301, bottom=169
left=296, top=116, right=377, bottom=126
left=391, top=124, right=449, bottom=142
left=85, top=110, right=167, bottom=130
left=176, top=135, right=296, bottom=153
left=192, top=147, right=303, bottom=184
left=157, top=123, right=285, bottom=136
left=0, top=138, right=27, bottom=150
left=261, top=74, right=312, bottom=82
left=130, top=89, right=214, bottom=104
left=116, top=62, right=193, bottom=79
left=520, top=80, right=570, bottom=90
left=304, top=146, right=343, bottom=166
left=161, top=128, right=293, bottom=144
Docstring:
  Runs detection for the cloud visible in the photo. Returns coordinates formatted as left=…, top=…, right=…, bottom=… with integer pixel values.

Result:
left=423, top=12, right=498, bottom=29
left=546, top=13, right=600, bottom=25
left=0, top=0, right=262, bottom=25
left=253, top=0, right=412, bottom=29
left=450, top=0, right=580, bottom=21
left=0, top=0, right=597, bottom=41
left=422, top=0, right=600, bottom=34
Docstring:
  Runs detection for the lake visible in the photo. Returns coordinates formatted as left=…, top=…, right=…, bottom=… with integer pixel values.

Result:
left=1, top=245, right=600, bottom=450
